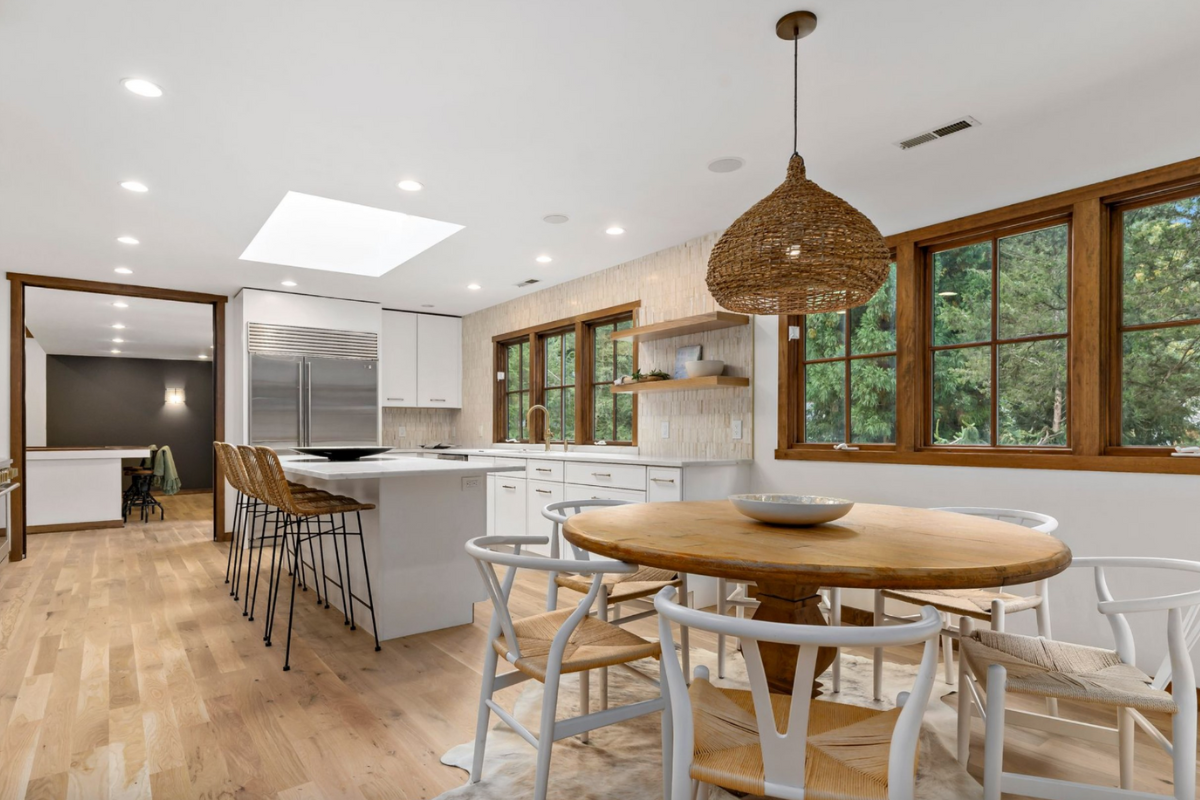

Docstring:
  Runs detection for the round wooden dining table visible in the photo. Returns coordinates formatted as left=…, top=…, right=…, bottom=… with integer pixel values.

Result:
left=563, top=500, right=1072, bottom=695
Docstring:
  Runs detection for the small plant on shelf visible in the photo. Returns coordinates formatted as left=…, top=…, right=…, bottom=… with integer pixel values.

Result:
left=615, top=368, right=670, bottom=385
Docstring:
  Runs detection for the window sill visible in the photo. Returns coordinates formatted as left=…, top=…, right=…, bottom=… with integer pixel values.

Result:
left=774, top=446, right=1200, bottom=475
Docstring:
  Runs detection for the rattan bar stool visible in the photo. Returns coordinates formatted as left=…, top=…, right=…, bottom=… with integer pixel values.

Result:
left=215, top=442, right=252, bottom=596
left=253, top=446, right=381, bottom=671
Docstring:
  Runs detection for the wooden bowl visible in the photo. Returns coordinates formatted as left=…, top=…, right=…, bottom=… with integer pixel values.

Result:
left=728, top=493, right=854, bottom=526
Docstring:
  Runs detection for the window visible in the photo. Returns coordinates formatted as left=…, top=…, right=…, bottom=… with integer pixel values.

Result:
left=589, top=317, right=634, bottom=443
left=777, top=156, right=1200, bottom=474
left=1117, top=190, right=1200, bottom=447
left=800, top=264, right=897, bottom=444
left=500, top=338, right=531, bottom=441
left=930, top=223, right=1069, bottom=447
left=493, top=302, right=638, bottom=445
left=541, top=329, right=576, bottom=442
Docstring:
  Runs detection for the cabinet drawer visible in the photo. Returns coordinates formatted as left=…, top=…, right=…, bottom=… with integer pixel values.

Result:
left=526, top=480, right=564, bottom=556
left=563, top=484, right=646, bottom=504
left=526, top=459, right=564, bottom=482
left=468, top=455, right=495, bottom=465
left=564, top=462, right=646, bottom=491
left=494, top=457, right=526, bottom=468
left=493, top=477, right=526, bottom=539
left=647, top=468, right=682, bottom=502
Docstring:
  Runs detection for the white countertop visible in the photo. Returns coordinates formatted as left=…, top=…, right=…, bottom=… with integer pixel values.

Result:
left=438, top=447, right=750, bottom=468
left=278, top=454, right=523, bottom=481
left=27, top=448, right=151, bottom=461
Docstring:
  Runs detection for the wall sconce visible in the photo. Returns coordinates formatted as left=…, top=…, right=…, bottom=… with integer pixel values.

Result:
left=165, top=388, right=185, bottom=405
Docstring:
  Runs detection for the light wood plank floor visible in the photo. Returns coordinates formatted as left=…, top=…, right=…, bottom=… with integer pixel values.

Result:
left=0, top=495, right=1193, bottom=799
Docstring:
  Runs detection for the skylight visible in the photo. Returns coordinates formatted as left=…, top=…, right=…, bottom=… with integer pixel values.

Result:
left=239, top=191, right=464, bottom=277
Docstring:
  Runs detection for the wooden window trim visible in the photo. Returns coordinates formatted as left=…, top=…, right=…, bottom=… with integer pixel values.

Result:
left=584, top=311, right=638, bottom=445
left=492, top=301, right=640, bottom=445
left=495, top=337, right=532, bottom=443
left=777, top=154, right=1200, bottom=475
left=539, top=326, right=576, bottom=443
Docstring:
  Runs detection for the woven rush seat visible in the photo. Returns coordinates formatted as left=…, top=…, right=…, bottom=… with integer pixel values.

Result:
left=880, top=587, right=1042, bottom=621
left=491, top=607, right=661, bottom=681
left=291, top=494, right=376, bottom=515
left=961, top=629, right=1177, bottom=714
left=688, top=677, right=906, bottom=799
left=554, top=565, right=680, bottom=603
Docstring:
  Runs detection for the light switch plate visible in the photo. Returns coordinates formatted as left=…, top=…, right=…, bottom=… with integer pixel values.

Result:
left=731, top=419, right=743, bottom=440
left=461, top=476, right=481, bottom=490
left=660, top=421, right=670, bottom=439
left=397, top=425, right=407, bottom=438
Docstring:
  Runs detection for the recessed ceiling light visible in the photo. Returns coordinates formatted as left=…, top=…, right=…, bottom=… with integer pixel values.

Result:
left=536, top=255, right=552, bottom=264
left=112, top=323, right=126, bottom=329
left=708, top=157, right=746, bottom=173
left=112, top=338, right=124, bottom=343
left=117, top=236, right=139, bottom=245
left=240, top=191, right=464, bottom=277
left=543, top=214, right=569, bottom=225
left=397, top=180, right=423, bottom=192
left=467, top=283, right=481, bottom=290
left=110, top=349, right=122, bottom=354
left=281, top=280, right=297, bottom=287
left=113, top=301, right=128, bottom=308
left=938, top=291, right=959, bottom=297
left=198, top=354, right=208, bottom=359
left=421, top=304, right=434, bottom=308
left=114, top=267, right=133, bottom=275
left=605, top=226, right=625, bottom=236
left=120, top=181, right=149, bottom=193
left=121, top=78, right=163, bottom=98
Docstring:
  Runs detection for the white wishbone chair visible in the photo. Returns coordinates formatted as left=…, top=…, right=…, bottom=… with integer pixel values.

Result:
left=959, top=556, right=1199, bottom=800
left=542, top=499, right=690, bottom=711
left=872, top=507, right=1059, bottom=703
left=656, top=587, right=942, bottom=800
left=466, top=535, right=669, bottom=800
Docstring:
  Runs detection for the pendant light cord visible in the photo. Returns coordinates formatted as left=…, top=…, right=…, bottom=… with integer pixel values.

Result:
left=792, top=30, right=799, bottom=157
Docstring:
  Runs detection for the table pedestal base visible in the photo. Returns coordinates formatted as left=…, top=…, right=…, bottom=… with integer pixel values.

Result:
left=751, top=582, right=837, bottom=696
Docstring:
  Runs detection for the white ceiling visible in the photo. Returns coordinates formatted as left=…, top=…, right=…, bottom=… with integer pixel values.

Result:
left=2, top=1, right=1199, bottom=316
left=25, top=288, right=213, bottom=361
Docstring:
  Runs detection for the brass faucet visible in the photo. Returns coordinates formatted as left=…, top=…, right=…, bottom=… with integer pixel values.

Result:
left=526, top=405, right=553, bottom=452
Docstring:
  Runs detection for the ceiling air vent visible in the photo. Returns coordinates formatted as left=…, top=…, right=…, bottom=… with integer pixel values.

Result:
left=515, top=278, right=541, bottom=288
left=895, top=116, right=981, bottom=150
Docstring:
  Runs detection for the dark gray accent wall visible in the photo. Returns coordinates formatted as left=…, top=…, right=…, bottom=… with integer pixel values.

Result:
left=46, top=356, right=214, bottom=490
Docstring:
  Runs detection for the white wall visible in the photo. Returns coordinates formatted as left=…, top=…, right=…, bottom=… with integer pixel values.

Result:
left=752, top=315, right=1198, bottom=672
left=24, top=338, right=46, bottom=448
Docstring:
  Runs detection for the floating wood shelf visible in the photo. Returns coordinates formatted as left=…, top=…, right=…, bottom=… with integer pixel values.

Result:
left=610, top=375, right=750, bottom=394
left=610, top=311, right=750, bottom=343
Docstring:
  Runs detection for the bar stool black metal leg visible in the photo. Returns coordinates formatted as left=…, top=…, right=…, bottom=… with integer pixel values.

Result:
left=225, top=491, right=243, bottom=584
left=249, top=506, right=276, bottom=623
left=331, top=516, right=349, bottom=625
left=317, top=523, right=331, bottom=609
left=282, top=531, right=302, bottom=672
left=342, top=517, right=357, bottom=631
left=354, top=512, right=381, bottom=652
left=264, top=513, right=290, bottom=645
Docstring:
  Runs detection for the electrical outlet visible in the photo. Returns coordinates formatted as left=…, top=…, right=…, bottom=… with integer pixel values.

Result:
left=731, top=419, right=743, bottom=440
left=461, top=476, right=481, bottom=490
left=660, top=420, right=670, bottom=439
left=397, top=425, right=407, bottom=438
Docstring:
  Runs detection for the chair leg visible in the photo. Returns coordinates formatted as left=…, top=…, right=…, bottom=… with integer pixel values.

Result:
left=1118, top=706, right=1135, bottom=790
left=873, top=589, right=885, bottom=701
left=317, top=525, right=331, bottom=609
left=990, top=598, right=1006, bottom=633
left=282, top=533, right=302, bottom=671
left=661, top=682, right=673, bottom=800
left=597, top=585, right=609, bottom=711
left=470, top=644, right=499, bottom=784
left=330, top=514, right=349, bottom=625
left=942, top=631, right=956, bottom=685
left=679, top=574, right=690, bottom=685
left=716, top=578, right=727, bottom=680
left=957, top=616, right=973, bottom=766
left=1033, top=581, right=1058, bottom=715
left=1173, top=683, right=1197, bottom=800
left=225, top=493, right=242, bottom=584
left=982, top=664, right=1007, bottom=800
left=533, top=671, right=561, bottom=800
left=354, top=513, right=382, bottom=651
left=343, top=524, right=357, bottom=631
left=579, top=670, right=590, bottom=744
left=829, top=587, right=841, bottom=694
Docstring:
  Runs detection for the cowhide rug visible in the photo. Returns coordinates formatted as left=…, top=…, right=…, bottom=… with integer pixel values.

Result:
left=436, top=649, right=983, bottom=799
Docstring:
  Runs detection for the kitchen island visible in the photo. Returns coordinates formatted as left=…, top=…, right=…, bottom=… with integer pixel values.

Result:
left=278, top=454, right=522, bottom=640
left=26, top=446, right=151, bottom=532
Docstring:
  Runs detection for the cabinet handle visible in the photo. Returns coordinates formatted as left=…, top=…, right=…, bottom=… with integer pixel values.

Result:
left=591, top=496, right=602, bottom=500
left=535, top=489, right=552, bottom=494
left=651, top=477, right=676, bottom=484
left=387, top=397, right=405, bottom=401
left=535, top=468, right=552, bottom=473
left=430, top=398, right=446, bottom=402
left=591, top=472, right=612, bottom=478
left=501, top=485, right=517, bottom=490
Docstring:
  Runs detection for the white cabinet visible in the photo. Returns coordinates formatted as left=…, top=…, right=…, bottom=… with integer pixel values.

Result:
left=526, top=480, right=563, bottom=556
left=647, top=467, right=682, bottom=502
left=417, top=314, right=462, bottom=408
left=381, top=310, right=418, bottom=407
left=486, top=474, right=496, bottom=536
left=494, top=476, right=526, bottom=539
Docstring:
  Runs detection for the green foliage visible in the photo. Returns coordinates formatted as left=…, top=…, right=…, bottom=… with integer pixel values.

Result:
left=592, top=318, right=634, bottom=442
left=504, top=340, right=530, bottom=441
left=544, top=331, right=576, bottom=442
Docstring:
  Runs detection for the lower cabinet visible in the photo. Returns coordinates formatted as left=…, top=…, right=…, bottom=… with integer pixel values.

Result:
left=494, top=476, right=526, bottom=539
left=525, top=479, right=563, bottom=556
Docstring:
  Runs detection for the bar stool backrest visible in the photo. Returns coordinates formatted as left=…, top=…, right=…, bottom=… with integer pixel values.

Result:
left=253, top=447, right=301, bottom=515
left=216, top=442, right=247, bottom=496
left=236, top=445, right=269, bottom=504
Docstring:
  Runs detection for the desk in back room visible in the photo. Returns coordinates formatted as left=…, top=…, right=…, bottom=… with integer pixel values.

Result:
left=26, top=447, right=151, bottom=532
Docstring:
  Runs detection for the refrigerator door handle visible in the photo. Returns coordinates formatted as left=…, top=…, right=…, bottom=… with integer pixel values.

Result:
left=305, top=360, right=313, bottom=447
left=297, top=361, right=305, bottom=447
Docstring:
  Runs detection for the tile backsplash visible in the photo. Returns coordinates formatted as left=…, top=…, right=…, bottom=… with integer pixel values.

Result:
left=456, top=231, right=753, bottom=460
left=382, top=407, right=458, bottom=447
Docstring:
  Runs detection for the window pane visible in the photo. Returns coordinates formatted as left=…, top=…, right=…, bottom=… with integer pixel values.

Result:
left=932, top=346, right=991, bottom=445
left=545, top=387, right=562, bottom=441
left=520, top=342, right=530, bottom=389
left=545, top=334, right=563, bottom=386
left=506, top=344, right=520, bottom=391
left=933, top=241, right=992, bottom=346
left=998, top=224, right=1069, bottom=339
left=1122, top=195, right=1200, bottom=327
left=593, top=384, right=614, bottom=441
left=804, top=361, right=845, bottom=443
left=615, top=391, right=633, bottom=442
left=563, top=331, right=576, bottom=385
left=1121, top=326, right=1200, bottom=446
left=563, top=387, right=576, bottom=442
left=615, top=334, right=633, bottom=379
left=506, top=392, right=520, bottom=440
left=593, top=323, right=614, bottom=382
left=850, top=263, right=897, bottom=355
left=850, top=357, right=896, bottom=443
left=805, top=313, right=845, bottom=360
left=997, top=338, right=1068, bottom=446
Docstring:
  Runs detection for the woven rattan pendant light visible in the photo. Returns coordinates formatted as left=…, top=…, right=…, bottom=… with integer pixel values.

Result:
left=706, top=11, right=890, bottom=315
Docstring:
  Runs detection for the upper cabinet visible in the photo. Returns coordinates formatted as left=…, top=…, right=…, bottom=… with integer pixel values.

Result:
left=381, top=310, right=462, bottom=408
left=417, top=314, right=462, bottom=408
left=381, top=311, right=418, bottom=407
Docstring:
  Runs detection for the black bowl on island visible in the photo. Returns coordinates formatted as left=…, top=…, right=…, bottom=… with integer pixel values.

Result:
left=293, top=446, right=394, bottom=461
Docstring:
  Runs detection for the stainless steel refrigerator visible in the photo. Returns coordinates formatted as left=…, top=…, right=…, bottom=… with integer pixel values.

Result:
left=248, top=324, right=379, bottom=450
